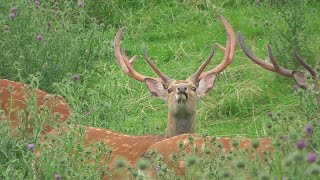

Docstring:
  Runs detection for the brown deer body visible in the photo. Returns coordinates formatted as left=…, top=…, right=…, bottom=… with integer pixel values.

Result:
left=0, top=79, right=165, bottom=179
left=46, top=125, right=163, bottom=165
left=83, top=126, right=163, bottom=165
left=0, top=79, right=70, bottom=133
left=0, top=79, right=165, bottom=168
left=144, top=134, right=274, bottom=175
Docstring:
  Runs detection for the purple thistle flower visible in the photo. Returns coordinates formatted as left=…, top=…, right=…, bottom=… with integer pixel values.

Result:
left=35, top=0, right=41, bottom=8
left=77, top=0, right=85, bottom=7
left=4, top=25, right=10, bottom=32
left=267, top=111, right=273, bottom=118
left=296, top=140, right=306, bottom=150
left=156, top=165, right=161, bottom=172
left=307, top=152, right=317, bottom=163
left=36, top=34, right=44, bottom=41
left=9, top=12, right=16, bottom=20
left=305, top=124, right=314, bottom=134
left=73, top=74, right=80, bottom=81
left=27, top=143, right=35, bottom=150
left=54, top=174, right=62, bottom=180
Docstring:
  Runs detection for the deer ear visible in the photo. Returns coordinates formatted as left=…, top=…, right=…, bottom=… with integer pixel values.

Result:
left=292, top=71, right=307, bottom=90
left=144, top=78, right=167, bottom=99
left=197, top=72, right=217, bottom=97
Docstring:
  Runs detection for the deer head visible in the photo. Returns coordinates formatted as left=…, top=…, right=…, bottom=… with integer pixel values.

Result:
left=114, top=15, right=237, bottom=138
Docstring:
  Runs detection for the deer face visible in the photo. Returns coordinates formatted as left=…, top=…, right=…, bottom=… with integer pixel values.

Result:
left=144, top=73, right=217, bottom=115
left=168, top=80, right=197, bottom=103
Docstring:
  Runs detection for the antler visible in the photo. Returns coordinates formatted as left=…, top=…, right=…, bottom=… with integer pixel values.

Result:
left=294, top=49, right=320, bottom=95
left=115, top=15, right=236, bottom=84
left=190, top=15, right=237, bottom=82
left=293, top=49, right=318, bottom=80
left=237, top=32, right=310, bottom=90
left=114, top=27, right=171, bottom=84
left=143, top=48, right=171, bottom=83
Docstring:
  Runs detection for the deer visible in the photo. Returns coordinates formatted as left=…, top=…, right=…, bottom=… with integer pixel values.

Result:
left=0, top=78, right=163, bottom=179
left=112, top=32, right=320, bottom=178
left=49, top=14, right=240, bottom=179
left=114, top=15, right=237, bottom=139
left=237, top=32, right=319, bottom=102
left=0, top=16, right=277, bottom=179
left=112, top=16, right=277, bottom=177
left=0, top=79, right=164, bottom=167
left=1, top=15, right=246, bottom=179
left=80, top=14, right=238, bottom=178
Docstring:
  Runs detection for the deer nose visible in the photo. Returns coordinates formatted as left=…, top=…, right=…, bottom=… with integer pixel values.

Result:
left=177, top=85, right=187, bottom=93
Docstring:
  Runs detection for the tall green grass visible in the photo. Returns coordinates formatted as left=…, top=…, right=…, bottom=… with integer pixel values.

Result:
left=1, top=0, right=319, bottom=135
left=1, top=0, right=320, bottom=179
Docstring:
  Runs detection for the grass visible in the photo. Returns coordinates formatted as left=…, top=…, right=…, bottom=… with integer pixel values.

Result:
left=0, top=0, right=320, bottom=179
left=1, top=1, right=319, bottom=136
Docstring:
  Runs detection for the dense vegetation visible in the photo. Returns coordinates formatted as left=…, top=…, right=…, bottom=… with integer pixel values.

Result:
left=0, top=0, right=319, bottom=179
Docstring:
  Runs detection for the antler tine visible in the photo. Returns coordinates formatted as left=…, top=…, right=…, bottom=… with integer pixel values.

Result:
left=215, top=43, right=226, bottom=52
left=114, top=28, right=128, bottom=72
left=238, top=32, right=274, bottom=72
left=115, top=27, right=169, bottom=83
left=294, top=49, right=318, bottom=79
left=238, top=32, right=292, bottom=77
left=267, top=45, right=293, bottom=76
left=190, top=46, right=215, bottom=83
left=115, top=27, right=163, bottom=82
left=196, top=15, right=237, bottom=81
left=121, top=49, right=137, bottom=65
left=114, top=27, right=147, bottom=82
left=143, top=48, right=171, bottom=83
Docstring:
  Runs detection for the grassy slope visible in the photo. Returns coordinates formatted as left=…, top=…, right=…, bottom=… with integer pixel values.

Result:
left=1, top=1, right=319, bottom=138
left=1, top=1, right=319, bottom=179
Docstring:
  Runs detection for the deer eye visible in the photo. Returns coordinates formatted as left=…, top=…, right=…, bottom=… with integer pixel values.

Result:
left=167, top=88, right=172, bottom=93
left=191, top=87, right=197, bottom=91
